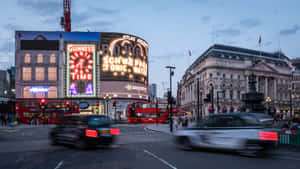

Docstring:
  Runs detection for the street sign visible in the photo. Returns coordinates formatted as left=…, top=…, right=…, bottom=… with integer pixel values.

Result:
left=79, top=102, right=89, bottom=109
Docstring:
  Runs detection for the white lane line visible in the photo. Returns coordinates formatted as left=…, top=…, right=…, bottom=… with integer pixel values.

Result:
left=54, top=160, right=64, bottom=169
left=144, top=149, right=177, bottom=169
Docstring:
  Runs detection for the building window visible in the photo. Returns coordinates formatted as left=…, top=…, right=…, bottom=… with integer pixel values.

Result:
left=210, top=73, right=213, bottom=78
left=238, top=75, right=240, bottom=79
left=35, top=67, right=45, bottom=81
left=48, top=86, right=58, bottom=98
left=24, top=54, right=31, bottom=63
left=223, top=74, right=226, bottom=78
left=35, top=92, right=46, bottom=98
left=50, top=54, right=56, bottom=63
left=230, top=74, right=233, bottom=79
left=48, top=67, right=57, bottom=81
left=217, top=72, right=220, bottom=76
left=237, top=91, right=240, bottom=100
left=37, top=54, right=43, bottom=63
left=23, top=86, right=33, bottom=98
left=22, top=67, right=31, bottom=81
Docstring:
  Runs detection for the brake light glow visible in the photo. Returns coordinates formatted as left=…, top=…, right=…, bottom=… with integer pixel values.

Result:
left=110, top=128, right=120, bottom=135
left=259, top=131, right=278, bottom=141
left=85, top=129, right=98, bottom=137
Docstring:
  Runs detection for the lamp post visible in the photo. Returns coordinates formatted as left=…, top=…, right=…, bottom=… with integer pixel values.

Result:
left=289, top=88, right=293, bottom=118
left=103, top=94, right=111, bottom=119
left=166, top=66, right=175, bottom=132
left=217, top=90, right=224, bottom=113
left=210, top=84, right=214, bottom=113
left=196, top=74, right=200, bottom=121
left=155, top=96, right=158, bottom=125
left=266, top=96, right=272, bottom=115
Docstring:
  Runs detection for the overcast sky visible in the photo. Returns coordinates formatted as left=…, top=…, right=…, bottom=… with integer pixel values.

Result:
left=0, top=0, right=300, bottom=97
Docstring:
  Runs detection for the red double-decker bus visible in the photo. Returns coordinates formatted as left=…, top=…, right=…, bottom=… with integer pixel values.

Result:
left=16, top=100, right=79, bottom=124
left=126, top=102, right=185, bottom=124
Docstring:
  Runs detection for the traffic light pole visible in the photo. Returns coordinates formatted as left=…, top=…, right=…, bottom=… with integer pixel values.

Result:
left=166, top=66, right=175, bottom=133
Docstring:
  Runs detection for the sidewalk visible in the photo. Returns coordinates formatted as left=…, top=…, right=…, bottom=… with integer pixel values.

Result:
left=0, top=124, right=55, bottom=130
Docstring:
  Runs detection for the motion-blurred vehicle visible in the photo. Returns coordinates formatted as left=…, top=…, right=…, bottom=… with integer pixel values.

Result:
left=49, top=114, right=119, bottom=149
left=174, top=113, right=278, bottom=157
left=126, top=102, right=184, bottom=124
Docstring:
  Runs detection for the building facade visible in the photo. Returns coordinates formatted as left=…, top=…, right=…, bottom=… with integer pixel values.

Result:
left=148, top=83, right=157, bottom=102
left=291, top=59, right=300, bottom=116
left=177, top=44, right=293, bottom=117
left=15, top=31, right=149, bottom=116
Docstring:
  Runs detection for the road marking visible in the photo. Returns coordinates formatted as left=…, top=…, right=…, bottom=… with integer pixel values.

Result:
left=144, top=149, right=177, bottom=169
left=276, top=156, right=300, bottom=161
left=54, top=160, right=64, bottom=169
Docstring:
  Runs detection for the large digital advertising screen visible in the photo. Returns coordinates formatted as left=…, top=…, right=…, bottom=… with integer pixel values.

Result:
left=99, top=33, right=148, bottom=85
left=100, top=81, right=148, bottom=100
left=66, top=44, right=96, bottom=97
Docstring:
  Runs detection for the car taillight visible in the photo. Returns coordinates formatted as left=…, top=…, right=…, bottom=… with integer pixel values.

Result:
left=259, top=131, right=278, bottom=141
left=110, top=128, right=120, bottom=135
left=85, top=129, right=98, bottom=138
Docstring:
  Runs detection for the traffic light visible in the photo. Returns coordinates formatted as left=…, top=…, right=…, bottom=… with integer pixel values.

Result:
left=204, top=93, right=211, bottom=102
left=40, top=98, right=47, bottom=109
left=66, top=101, right=70, bottom=111
left=112, top=100, right=116, bottom=108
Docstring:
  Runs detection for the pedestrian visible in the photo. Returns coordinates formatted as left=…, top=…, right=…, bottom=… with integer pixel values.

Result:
left=45, top=114, right=49, bottom=125
left=4, top=113, right=8, bottom=126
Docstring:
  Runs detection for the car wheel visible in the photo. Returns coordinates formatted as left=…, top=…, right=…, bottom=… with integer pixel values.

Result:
left=238, top=141, right=262, bottom=157
left=75, top=139, right=88, bottom=150
left=176, top=137, right=192, bottom=150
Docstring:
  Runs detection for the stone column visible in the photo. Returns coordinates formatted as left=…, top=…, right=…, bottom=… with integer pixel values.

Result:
left=274, top=78, right=277, bottom=101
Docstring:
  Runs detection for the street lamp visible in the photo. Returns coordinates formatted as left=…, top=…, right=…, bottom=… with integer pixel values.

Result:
left=154, top=96, right=158, bottom=125
left=210, top=83, right=214, bottom=113
left=289, top=88, right=293, bottom=118
left=103, top=94, right=111, bottom=118
left=217, top=90, right=224, bottom=113
left=196, top=74, right=200, bottom=121
left=166, top=66, right=175, bottom=132
left=266, top=96, right=272, bottom=115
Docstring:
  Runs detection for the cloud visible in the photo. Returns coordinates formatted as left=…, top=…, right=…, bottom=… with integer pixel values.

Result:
left=280, top=24, right=300, bottom=35
left=201, top=16, right=211, bottom=23
left=264, top=41, right=272, bottom=46
left=17, top=0, right=60, bottom=15
left=216, top=28, right=241, bottom=37
left=240, top=18, right=261, bottom=28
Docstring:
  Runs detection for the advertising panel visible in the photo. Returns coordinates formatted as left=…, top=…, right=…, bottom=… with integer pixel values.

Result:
left=66, top=44, right=96, bottom=97
left=100, top=81, right=148, bottom=100
left=99, top=33, right=148, bottom=85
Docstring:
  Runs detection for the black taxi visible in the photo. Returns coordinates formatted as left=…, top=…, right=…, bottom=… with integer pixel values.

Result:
left=49, top=115, right=119, bottom=149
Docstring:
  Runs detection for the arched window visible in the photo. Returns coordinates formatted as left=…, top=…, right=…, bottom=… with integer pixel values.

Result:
left=37, top=53, right=43, bottom=63
left=50, top=54, right=56, bottom=63
left=24, top=54, right=31, bottom=63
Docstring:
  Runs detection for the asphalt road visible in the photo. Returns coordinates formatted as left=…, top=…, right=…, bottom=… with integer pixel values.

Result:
left=0, top=125, right=300, bottom=169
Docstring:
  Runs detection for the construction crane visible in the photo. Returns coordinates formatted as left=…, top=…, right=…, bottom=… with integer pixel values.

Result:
left=60, top=0, right=71, bottom=32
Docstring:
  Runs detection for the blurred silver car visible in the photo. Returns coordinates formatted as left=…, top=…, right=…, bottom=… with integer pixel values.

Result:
left=174, top=113, right=278, bottom=156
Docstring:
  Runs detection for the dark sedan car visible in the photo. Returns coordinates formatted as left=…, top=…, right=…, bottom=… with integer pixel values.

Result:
left=49, top=115, right=119, bottom=149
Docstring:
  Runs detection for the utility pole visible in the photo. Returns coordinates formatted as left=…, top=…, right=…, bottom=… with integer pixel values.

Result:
left=166, top=66, right=175, bottom=132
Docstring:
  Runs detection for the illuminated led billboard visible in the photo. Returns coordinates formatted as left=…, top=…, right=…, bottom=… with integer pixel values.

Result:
left=66, top=44, right=96, bottom=97
left=99, top=33, right=148, bottom=85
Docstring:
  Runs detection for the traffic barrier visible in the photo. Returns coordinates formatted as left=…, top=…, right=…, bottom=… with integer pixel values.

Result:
left=278, top=130, right=300, bottom=146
